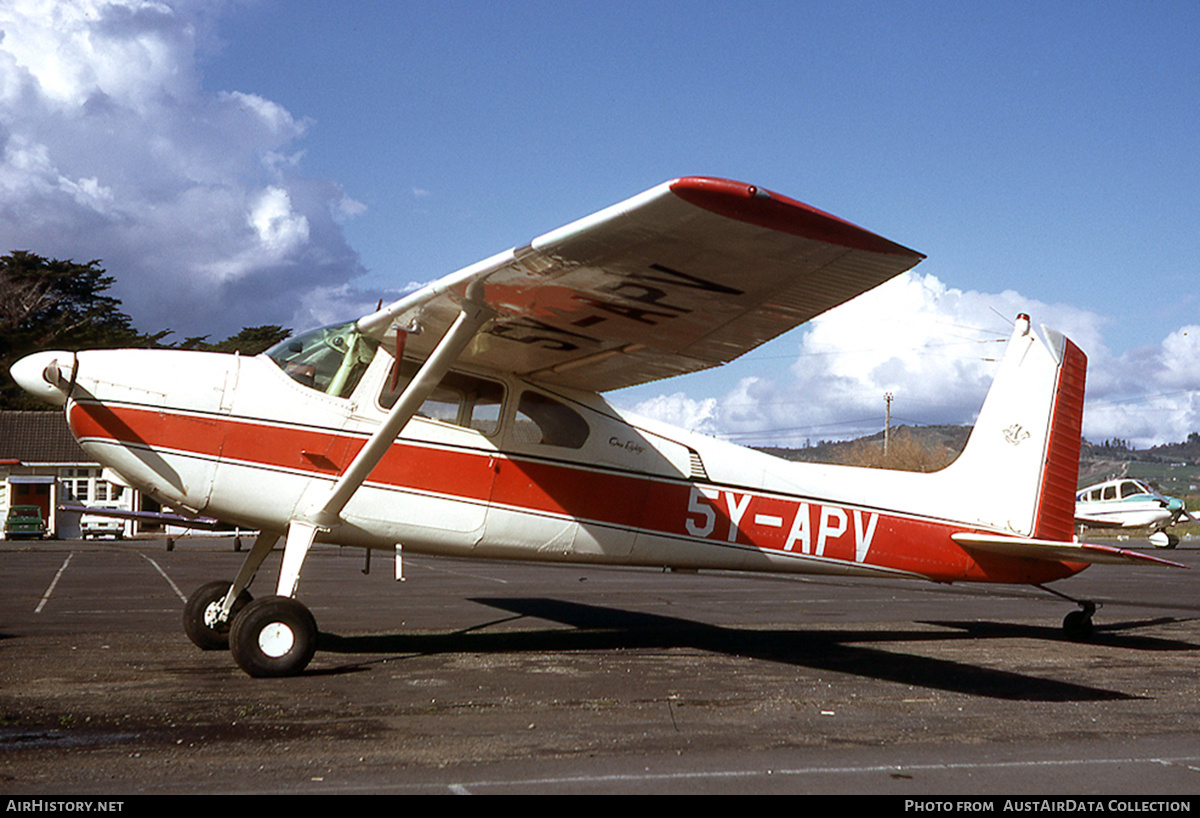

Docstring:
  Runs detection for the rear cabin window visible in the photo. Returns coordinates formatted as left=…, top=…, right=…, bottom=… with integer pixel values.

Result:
left=379, top=360, right=504, bottom=436
left=513, top=391, right=590, bottom=449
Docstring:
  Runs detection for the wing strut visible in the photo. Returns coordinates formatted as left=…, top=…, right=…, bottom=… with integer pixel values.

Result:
left=275, top=288, right=494, bottom=598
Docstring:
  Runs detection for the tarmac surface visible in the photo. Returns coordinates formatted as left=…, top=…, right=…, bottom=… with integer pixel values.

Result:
left=2, top=535, right=1200, bottom=795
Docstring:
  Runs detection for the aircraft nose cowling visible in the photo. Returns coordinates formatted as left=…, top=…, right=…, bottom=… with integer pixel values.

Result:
left=10, top=350, right=76, bottom=406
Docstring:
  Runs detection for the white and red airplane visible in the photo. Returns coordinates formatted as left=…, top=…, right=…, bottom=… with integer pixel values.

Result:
left=10, top=177, right=1184, bottom=677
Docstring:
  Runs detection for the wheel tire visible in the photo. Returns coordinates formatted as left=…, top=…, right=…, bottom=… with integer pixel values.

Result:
left=1063, top=609, right=1093, bottom=640
left=184, top=581, right=252, bottom=650
left=229, top=596, right=318, bottom=678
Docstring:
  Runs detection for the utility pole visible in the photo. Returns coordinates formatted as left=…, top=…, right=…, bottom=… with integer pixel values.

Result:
left=884, top=392, right=894, bottom=458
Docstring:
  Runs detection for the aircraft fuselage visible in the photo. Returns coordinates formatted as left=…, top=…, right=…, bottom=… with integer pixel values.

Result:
left=42, top=338, right=1080, bottom=587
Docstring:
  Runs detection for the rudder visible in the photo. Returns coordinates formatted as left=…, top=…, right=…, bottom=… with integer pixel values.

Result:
left=1031, top=329, right=1087, bottom=541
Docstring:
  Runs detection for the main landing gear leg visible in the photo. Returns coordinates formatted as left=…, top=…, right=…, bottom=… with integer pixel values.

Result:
left=228, top=521, right=319, bottom=678
left=183, top=530, right=280, bottom=650
left=218, top=294, right=491, bottom=679
left=1037, top=584, right=1099, bottom=640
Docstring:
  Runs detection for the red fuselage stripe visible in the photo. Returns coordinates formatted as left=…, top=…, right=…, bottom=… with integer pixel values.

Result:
left=68, top=401, right=1081, bottom=584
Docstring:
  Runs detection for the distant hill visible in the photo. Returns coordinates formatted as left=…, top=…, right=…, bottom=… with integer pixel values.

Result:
left=756, top=426, right=1200, bottom=495
left=756, top=424, right=970, bottom=468
left=1078, top=434, right=1200, bottom=496
left=1081, top=434, right=1200, bottom=467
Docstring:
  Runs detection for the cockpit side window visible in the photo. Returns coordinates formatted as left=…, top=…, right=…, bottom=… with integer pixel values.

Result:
left=513, top=391, right=590, bottom=449
left=379, top=359, right=504, bottom=436
left=1121, top=481, right=1145, bottom=498
left=266, top=321, right=378, bottom=399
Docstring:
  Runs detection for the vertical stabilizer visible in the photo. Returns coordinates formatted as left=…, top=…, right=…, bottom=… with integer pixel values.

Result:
left=938, top=315, right=1087, bottom=538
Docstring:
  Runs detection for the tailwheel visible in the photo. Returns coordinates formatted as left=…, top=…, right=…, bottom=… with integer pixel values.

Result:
left=1062, top=601, right=1097, bottom=641
left=184, top=581, right=252, bottom=651
left=1038, top=584, right=1098, bottom=641
left=229, top=596, right=318, bottom=678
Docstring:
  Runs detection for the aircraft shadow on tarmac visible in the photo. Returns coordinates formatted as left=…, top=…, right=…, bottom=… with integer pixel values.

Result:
left=314, top=597, right=1198, bottom=701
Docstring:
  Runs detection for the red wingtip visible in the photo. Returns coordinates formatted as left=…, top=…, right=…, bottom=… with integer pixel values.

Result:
left=668, top=176, right=925, bottom=259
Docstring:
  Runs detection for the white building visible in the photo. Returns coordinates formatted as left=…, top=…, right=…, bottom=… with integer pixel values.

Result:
left=0, top=411, right=137, bottom=539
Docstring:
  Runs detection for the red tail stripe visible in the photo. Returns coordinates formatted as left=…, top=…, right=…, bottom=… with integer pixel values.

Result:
left=1033, top=339, right=1087, bottom=542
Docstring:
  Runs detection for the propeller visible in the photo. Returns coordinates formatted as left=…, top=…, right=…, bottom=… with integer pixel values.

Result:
left=1153, top=493, right=1196, bottom=526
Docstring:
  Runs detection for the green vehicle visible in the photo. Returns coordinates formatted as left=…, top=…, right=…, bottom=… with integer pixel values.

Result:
left=4, top=505, right=47, bottom=540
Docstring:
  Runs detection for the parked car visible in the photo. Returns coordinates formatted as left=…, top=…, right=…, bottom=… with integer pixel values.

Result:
left=80, top=506, right=125, bottom=539
left=4, top=505, right=47, bottom=540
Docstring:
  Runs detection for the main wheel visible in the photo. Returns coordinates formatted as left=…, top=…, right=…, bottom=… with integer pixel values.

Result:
left=184, top=581, right=252, bottom=650
left=228, top=596, right=318, bottom=678
left=1149, top=531, right=1179, bottom=549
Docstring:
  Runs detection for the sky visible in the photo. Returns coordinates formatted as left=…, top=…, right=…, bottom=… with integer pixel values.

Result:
left=2, top=0, right=1199, bottom=448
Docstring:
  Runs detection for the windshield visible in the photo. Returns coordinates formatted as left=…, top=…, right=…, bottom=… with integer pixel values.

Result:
left=266, top=321, right=379, bottom=398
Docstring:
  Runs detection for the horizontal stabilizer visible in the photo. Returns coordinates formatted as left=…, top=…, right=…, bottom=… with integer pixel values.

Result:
left=952, top=532, right=1187, bottom=568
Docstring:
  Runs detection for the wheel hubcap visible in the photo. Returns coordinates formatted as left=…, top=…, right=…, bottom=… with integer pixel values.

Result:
left=258, top=622, right=296, bottom=658
left=203, top=601, right=225, bottom=629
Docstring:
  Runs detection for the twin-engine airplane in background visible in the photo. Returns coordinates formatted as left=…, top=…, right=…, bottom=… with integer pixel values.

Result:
left=11, top=177, right=1185, bottom=677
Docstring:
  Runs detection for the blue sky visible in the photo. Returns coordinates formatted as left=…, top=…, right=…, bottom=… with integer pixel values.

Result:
left=3, top=1, right=1199, bottom=446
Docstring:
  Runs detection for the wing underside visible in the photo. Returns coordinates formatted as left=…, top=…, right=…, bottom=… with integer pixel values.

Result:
left=358, top=177, right=925, bottom=391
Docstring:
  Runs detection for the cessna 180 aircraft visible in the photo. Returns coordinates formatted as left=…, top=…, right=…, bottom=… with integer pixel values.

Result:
left=1075, top=477, right=1197, bottom=548
left=10, top=176, right=1184, bottom=677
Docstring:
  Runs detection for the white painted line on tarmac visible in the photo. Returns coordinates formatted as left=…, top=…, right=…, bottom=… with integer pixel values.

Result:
left=418, top=561, right=510, bottom=584
left=140, top=552, right=187, bottom=602
left=442, top=754, right=1200, bottom=793
left=35, top=552, right=73, bottom=613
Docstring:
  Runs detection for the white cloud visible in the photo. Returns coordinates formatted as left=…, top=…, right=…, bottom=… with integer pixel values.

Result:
left=219, top=91, right=304, bottom=138
left=627, top=272, right=1200, bottom=450
left=0, top=0, right=199, bottom=109
left=0, top=0, right=366, bottom=338
left=1082, top=325, right=1200, bottom=447
left=333, top=194, right=367, bottom=222
left=630, top=392, right=719, bottom=436
left=249, top=186, right=310, bottom=256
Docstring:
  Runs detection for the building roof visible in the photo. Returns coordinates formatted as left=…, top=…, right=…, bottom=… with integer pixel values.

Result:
left=0, top=411, right=93, bottom=464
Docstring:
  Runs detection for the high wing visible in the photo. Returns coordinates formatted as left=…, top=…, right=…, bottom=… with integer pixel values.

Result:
left=357, top=177, right=925, bottom=391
